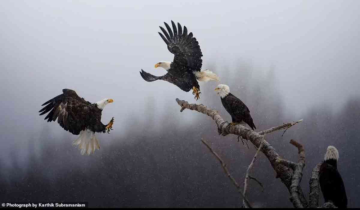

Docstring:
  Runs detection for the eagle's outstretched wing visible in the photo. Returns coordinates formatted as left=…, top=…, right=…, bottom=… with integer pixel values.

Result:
left=139, top=69, right=162, bottom=82
left=39, top=89, right=105, bottom=135
left=158, top=21, right=203, bottom=72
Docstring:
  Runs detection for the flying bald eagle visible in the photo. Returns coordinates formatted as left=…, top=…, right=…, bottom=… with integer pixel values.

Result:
left=215, top=84, right=256, bottom=130
left=140, top=21, right=219, bottom=100
left=39, top=89, right=114, bottom=155
left=319, top=146, right=347, bottom=208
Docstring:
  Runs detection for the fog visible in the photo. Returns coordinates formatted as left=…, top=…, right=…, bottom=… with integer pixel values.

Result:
left=0, top=0, right=359, bottom=208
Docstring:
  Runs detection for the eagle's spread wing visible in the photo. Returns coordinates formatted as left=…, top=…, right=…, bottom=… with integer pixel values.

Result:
left=39, top=89, right=105, bottom=135
left=140, top=69, right=162, bottom=82
left=159, top=21, right=203, bottom=72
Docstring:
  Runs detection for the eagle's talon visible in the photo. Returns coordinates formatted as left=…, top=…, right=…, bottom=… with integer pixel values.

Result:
left=192, top=87, right=201, bottom=100
left=105, top=117, right=114, bottom=134
left=230, top=122, right=239, bottom=126
left=226, top=122, right=238, bottom=130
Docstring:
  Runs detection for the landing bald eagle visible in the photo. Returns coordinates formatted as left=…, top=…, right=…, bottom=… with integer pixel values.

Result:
left=140, top=21, right=219, bottom=100
left=319, top=146, right=347, bottom=208
left=39, top=89, right=114, bottom=155
left=215, top=84, right=256, bottom=130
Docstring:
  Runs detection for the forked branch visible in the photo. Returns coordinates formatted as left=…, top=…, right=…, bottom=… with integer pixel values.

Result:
left=201, top=139, right=252, bottom=208
left=243, top=140, right=264, bottom=208
left=288, top=139, right=306, bottom=208
left=176, top=99, right=306, bottom=208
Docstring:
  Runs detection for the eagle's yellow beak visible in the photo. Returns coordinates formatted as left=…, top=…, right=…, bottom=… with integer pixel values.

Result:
left=155, top=63, right=160, bottom=68
left=107, top=99, right=114, bottom=103
left=215, top=87, right=220, bottom=91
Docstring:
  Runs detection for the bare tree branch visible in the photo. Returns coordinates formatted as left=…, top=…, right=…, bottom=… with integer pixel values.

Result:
left=176, top=99, right=306, bottom=208
left=276, top=158, right=297, bottom=170
left=259, top=119, right=303, bottom=136
left=309, top=163, right=322, bottom=208
left=288, top=139, right=307, bottom=208
left=243, top=140, right=264, bottom=208
left=248, top=176, right=264, bottom=192
left=201, top=139, right=252, bottom=208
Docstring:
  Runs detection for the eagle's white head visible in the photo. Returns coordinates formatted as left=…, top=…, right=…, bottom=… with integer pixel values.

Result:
left=155, top=61, right=171, bottom=71
left=215, top=84, right=230, bottom=98
left=324, top=145, right=339, bottom=161
left=96, top=98, right=114, bottom=110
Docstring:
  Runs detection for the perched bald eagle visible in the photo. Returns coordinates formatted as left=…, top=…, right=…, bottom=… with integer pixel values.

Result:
left=215, top=84, right=256, bottom=130
left=319, top=146, right=347, bottom=208
left=39, top=89, right=114, bottom=155
left=140, top=21, right=219, bottom=100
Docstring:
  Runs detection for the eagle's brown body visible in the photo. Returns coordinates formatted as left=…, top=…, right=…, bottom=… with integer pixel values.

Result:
left=39, top=89, right=108, bottom=135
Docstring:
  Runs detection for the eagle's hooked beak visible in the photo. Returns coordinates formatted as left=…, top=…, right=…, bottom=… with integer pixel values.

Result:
left=155, top=63, right=161, bottom=68
left=215, top=87, right=220, bottom=91
left=107, top=99, right=114, bottom=103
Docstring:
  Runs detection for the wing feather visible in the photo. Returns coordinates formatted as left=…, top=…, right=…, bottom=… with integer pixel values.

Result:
left=164, top=22, right=173, bottom=38
left=158, top=21, right=203, bottom=72
left=222, top=94, right=256, bottom=130
left=187, top=32, right=193, bottom=41
left=159, top=26, right=171, bottom=42
left=158, top=33, right=169, bottom=45
left=39, top=89, right=101, bottom=135
left=171, top=21, right=177, bottom=38
left=183, top=26, right=188, bottom=37
left=51, top=106, right=61, bottom=121
left=319, top=162, right=347, bottom=208
left=177, top=23, right=182, bottom=36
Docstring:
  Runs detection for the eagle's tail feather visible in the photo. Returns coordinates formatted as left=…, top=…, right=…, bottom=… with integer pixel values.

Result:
left=194, top=70, right=220, bottom=82
left=73, top=130, right=100, bottom=155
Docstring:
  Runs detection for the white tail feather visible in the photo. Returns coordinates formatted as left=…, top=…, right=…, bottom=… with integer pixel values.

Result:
left=194, top=70, right=220, bottom=82
left=73, top=130, right=100, bottom=155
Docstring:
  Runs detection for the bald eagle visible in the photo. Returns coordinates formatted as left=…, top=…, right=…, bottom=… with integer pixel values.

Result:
left=215, top=84, right=256, bottom=130
left=319, top=146, right=347, bottom=208
left=39, top=89, right=114, bottom=155
left=140, top=21, right=219, bottom=100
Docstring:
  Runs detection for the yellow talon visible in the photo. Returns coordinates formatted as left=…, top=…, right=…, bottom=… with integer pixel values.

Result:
left=106, top=117, right=114, bottom=133
left=192, top=87, right=201, bottom=100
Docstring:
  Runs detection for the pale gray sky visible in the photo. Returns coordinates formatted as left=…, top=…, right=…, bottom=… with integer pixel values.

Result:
left=1, top=0, right=360, bottom=160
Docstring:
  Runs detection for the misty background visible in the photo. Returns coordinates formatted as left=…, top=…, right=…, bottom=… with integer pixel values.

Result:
left=1, top=0, right=359, bottom=208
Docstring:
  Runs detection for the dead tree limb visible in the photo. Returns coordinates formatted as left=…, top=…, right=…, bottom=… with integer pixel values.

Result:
left=259, top=119, right=303, bottom=136
left=309, top=163, right=322, bottom=208
left=248, top=176, right=264, bottom=192
left=288, top=139, right=306, bottom=208
left=201, top=139, right=252, bottom=208
left=276, top=159, right=297, bottom=170
left=243, top=140, right=264, bottom=208
left=176, top=98, right=306, bottom=208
